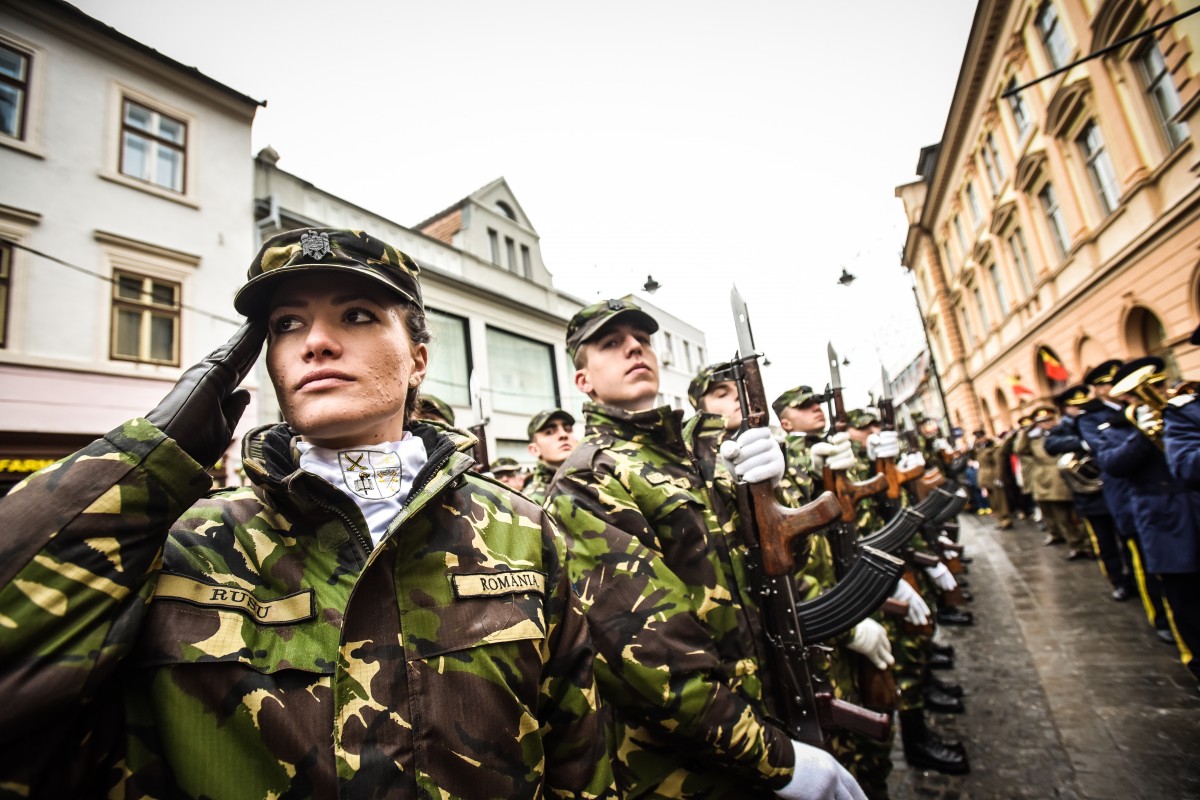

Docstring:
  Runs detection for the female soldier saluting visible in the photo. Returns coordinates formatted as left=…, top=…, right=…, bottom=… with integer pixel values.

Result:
left=0, top=228, right=612, bottom=800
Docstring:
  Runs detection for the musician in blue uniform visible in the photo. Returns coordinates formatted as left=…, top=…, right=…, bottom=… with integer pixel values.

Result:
left=1163, top=326, right=1200, bottom=489
left=1095, top=357, right=1200, bottom=689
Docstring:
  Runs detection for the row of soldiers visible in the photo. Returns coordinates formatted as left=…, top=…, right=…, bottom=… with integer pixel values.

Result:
left=971, top=350, right=1200, bottom=691
left=0, top=227, right=1037, bottom=799
left=419, top=297, right=982, bottom=798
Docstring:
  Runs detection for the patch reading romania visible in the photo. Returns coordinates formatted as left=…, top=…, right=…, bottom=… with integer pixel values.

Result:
left=153, top=574, right=315, bottom=625
left=339, top=448, right=403, bottom=500
left=452, top=570, right=546, bottom=599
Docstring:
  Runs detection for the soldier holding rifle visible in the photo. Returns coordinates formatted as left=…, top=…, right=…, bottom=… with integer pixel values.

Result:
left=548, top=298, right=869, bottom=799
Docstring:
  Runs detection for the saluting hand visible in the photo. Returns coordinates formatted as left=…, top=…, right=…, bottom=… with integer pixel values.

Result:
left=146, top=321, right=267, bottom=467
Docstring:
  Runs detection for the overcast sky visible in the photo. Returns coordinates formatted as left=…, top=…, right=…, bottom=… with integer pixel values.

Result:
left=74, top=0, right=978, bottom=408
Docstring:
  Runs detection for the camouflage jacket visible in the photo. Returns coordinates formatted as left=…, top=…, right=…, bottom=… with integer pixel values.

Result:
left=777, top=433, right=820, bottom=508
left=547, top=404, right=793, bottom=799
left=0, top=419, right=613, bottom=800
left=524, top=459, right=558, bottom=506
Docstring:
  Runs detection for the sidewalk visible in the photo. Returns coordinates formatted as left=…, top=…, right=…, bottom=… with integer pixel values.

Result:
left=888, top=512, right=1200, bottom=800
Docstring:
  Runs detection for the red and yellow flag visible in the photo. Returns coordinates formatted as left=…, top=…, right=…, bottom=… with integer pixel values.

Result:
left=1008, top=375, right=1035, bottom=397
left=1040, top=348, right=1069, bottom=382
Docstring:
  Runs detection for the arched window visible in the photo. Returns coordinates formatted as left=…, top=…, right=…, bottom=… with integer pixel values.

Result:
left=494, top=200, right=516, bottom=220
left=994, top=387, right=1012, bottom=430
left=1125, top=304, right=1179, bottom=379
left=1036, top=345, right=1070, bottom=394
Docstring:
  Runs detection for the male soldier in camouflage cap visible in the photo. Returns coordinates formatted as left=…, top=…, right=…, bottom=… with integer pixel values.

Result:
left=0, top=228, right=613, bottom=798
left=524, top=408, right=577, bottom=505
left=489, top=455, right=528, bottom=491
left=412, top=393, right=456, bottom=426
left=549, top=300, right=867, bottom=800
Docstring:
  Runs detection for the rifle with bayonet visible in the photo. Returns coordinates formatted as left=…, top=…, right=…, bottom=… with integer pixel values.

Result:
left=723, top=286, right=900, bottom=746
left=876, top=365, right=925, bottom=509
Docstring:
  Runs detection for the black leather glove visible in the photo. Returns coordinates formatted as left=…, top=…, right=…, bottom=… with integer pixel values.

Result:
left=146, top=320, right=267, bottom=467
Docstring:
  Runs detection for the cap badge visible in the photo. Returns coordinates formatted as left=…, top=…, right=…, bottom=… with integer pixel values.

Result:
left=300, top=231, right=331, bottom=260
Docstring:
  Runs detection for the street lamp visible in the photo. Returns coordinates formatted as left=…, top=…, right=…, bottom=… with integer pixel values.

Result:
left=837, top=268, right=856, bottom=287
left=643, top=275, right=662, bottom=294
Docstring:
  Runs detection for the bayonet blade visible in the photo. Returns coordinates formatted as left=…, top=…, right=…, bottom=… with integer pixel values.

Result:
left=827, top=341, right=842, bottom=390
left=731, top=285, right=757, bottom=357
left=880, top=365, right=891, bottom=401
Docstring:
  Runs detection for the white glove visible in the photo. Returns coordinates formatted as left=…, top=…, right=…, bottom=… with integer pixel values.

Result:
left=846, top=617, right=894, bottom=670
left=776, top=740, right=868, bottom=800
left=719, top=427, right=785, bottom=485
left=925, top=561, right=957, bottom=592
left=1135, top=404, right=1155, bottom=431
left=890, top=578, right=930, bottom=626
left=866, top=430, right=900, bottom=461
left=897, top=451, right=925, bottom=471
left=1028, top=427, right=1043, bottom=439
left=937, top=534, right=960, bottom=553
left=810, top=432, right=856, bottom=473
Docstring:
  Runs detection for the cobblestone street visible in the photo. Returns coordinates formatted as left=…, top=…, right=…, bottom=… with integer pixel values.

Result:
left=889, top=512, right=1200, bottom=800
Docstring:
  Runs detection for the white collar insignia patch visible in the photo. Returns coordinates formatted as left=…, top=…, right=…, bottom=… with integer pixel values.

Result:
left=339, top=448, right=403, bottom=500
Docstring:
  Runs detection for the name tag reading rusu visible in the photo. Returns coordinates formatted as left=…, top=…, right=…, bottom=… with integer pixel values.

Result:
left=452, top=570, right=546, bottom=599
left=154, top=574, right=315, bottom=625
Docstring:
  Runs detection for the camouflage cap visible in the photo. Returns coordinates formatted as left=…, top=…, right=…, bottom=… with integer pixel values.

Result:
left=846, top=408, right=881, bottom=429
left=1053, top=384, right=1091, bottom=407
left=687, top=365, right=728, bottom=410
left=771, top=385, right=824, bottom=417
left=527, top=408, right=575, bottom=439
left=565, top=298, right=658, bottom=361
left=415, top=394, right=455, bottom=426
left=234, top=228, right=423, bottom=317
left=490, top=456, right=522, bottom=475
left=1083, top=359, right=1122, bottom=386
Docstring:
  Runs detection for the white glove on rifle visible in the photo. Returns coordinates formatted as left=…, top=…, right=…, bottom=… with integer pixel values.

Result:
left=937, top=534, right=961, bottom=554
left=897, top=451, right=925, bottom=471
left=866, top=430, right=900, bottom=461
left=776, top=740, right=868, bottom=800
left=890, top=578, right=930, bottom=626
left=719, top=427, right=785, bottom=485
left=925, top=561, right=958, bottom=592
left=846, top=617, right=894, bottom=670
left=810, top=432, right=855, bottom=473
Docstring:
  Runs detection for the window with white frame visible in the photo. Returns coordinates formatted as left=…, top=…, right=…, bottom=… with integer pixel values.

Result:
left=0, top=240, right=10, bottom=347
left=1006, top=78, right=1031, bottom=139
left=1038, top=183, right=1070, bottom=257
left=988, top=263, right=1009, bottom=313
left=966, top=183, right=983, bottom=229
left=486, top=327, right=557, bottom=414
left=1077, top=121, right=1119, bottom=215
left=505, top=236, right=517, bottom=274
left=942, top=240, right=956, bottom=273
left=0, top=42, right=30, bottom=140
left=487, top=229, right=499, bottom=265
left=120, top=98, right=186, bottom=193
left=425, top=309, right=471, bottom=406
left=1007, top=227, right=1037, bottom=296
left=111, top=270, right=181, bottom=365
left=959, top=305, right=977, bottom=346
left=953, top=215, right=969, bottom=255
left=1137, top=40, right=1188, bottom=151
left=520, top=244, right=532, bottom=279
left=973, top=285, right=991, bottom=331
left=981, top=133, right=1005, bottom=194
left=1035, top=2, right=1071, bottom=70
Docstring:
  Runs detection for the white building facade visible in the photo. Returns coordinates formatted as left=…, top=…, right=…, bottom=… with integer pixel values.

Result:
left=0, top=0, right=261, bottom=491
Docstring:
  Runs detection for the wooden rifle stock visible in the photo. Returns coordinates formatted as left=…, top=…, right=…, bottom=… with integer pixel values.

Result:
left=467, top=423, right=490, bottom=474
left=824, top=468, right=888, bottom=523
left=914, top=468, right=945, bottom=500
left=757, top=488, right=841, bottom=576
left=817, top=694, right=891, bottom=742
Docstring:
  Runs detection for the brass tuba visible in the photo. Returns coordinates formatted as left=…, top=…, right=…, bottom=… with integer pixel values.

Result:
left=1112, top=363, right=1168, bottom=446
left=1057, top=452, right=1103, bottom=494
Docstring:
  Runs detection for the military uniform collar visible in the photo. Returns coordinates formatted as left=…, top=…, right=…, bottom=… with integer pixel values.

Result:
left=583, top=401, right=686, bottom=443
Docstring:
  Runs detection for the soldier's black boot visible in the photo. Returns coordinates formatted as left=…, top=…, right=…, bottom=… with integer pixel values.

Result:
left=900, top=710, right=970, bottom=775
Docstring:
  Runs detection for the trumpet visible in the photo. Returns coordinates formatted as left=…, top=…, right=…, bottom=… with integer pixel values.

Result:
left=1112, top=363, right=1168, bottom=446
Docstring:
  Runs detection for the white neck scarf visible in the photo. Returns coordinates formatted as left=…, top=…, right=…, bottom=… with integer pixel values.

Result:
left=297, top=433, right=429, bottom=547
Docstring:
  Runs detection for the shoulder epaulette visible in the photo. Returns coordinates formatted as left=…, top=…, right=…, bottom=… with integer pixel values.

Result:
left=1168, top=394, right=1196, bottom=408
